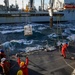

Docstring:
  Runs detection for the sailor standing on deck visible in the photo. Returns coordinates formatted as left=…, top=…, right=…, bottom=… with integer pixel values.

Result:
left=17, top=54, right=29, bottom=75
left=61, top=43, right=68, bottom=59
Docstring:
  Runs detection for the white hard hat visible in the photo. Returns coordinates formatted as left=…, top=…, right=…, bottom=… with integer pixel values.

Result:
left=1, top=58, right=6, bottom=63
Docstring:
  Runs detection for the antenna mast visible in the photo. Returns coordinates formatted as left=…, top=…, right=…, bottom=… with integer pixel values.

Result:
left=22, top=0, right=24, bottom=11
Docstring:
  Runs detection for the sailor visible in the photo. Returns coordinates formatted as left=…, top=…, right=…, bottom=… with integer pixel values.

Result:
left=61, top=43, right=68, bottom=58
left=17, top=55, right=29, bottom=75
left=0, top=57, right=10, bottom=75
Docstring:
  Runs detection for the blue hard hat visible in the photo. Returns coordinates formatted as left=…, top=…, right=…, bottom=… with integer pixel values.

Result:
left=66, top=42, right=68, bottom=44
left=0, top=50, right=4, bottom=53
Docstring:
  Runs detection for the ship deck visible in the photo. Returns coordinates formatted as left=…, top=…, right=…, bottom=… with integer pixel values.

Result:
left=10, top=45, right=75, bottom=75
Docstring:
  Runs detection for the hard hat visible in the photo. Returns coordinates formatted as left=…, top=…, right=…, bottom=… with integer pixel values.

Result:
left=0, top=50, right=4, bottom=53
left=17, top=70, right=23, bottom=75
left=20, top=62, right=25, bottom=67
left=66, top=42, right=68, bottom=44
left=1, top=58, right=6, bottom=63
left=65, top=42, right=69, bottom=46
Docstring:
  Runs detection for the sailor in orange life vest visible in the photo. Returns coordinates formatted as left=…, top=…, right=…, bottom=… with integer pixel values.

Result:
left=17, top=55, right=29, bottom=75
left=61, top=43, right=68, bottom=58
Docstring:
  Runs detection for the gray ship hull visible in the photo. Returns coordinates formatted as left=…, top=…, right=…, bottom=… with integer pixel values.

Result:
left=0, top=11, right=67, bottom=24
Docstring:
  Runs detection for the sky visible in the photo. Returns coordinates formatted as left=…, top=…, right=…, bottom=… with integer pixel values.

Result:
left=0, top=0, right=49, bottom=9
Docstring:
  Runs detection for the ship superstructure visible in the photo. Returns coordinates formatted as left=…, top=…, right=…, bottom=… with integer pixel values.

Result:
left=48, top=0, right=75, bottom=22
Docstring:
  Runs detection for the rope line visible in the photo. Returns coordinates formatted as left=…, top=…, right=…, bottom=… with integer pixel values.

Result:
left=63, top=59, right=74, bottom=69
left=21, top=56, right=46, bottom=71
left=10, top=62, right=17, bottom=69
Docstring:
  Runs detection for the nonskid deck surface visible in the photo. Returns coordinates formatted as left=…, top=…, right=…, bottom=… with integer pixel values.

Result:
left=10, top=48, right=75, bottom=75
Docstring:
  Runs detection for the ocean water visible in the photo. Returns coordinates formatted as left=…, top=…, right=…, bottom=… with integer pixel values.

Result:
left=0, top=22, right=75, bottom=53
